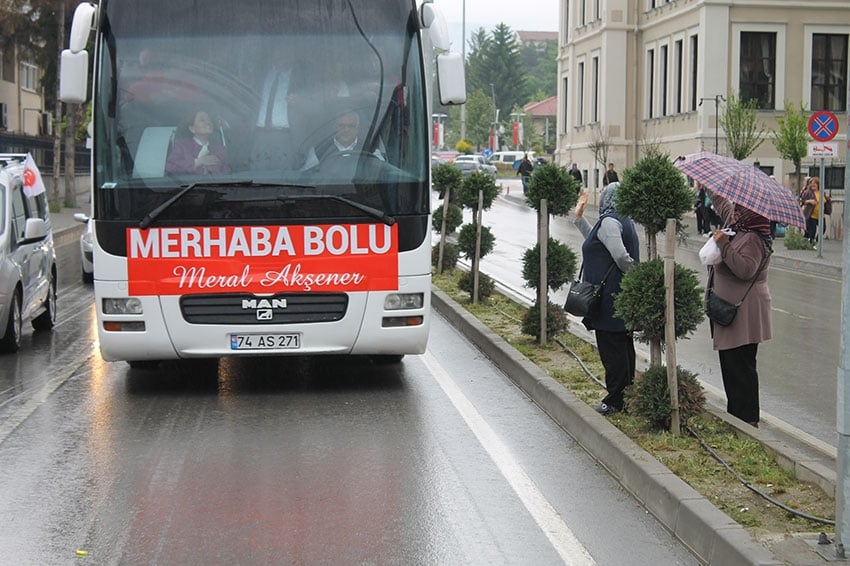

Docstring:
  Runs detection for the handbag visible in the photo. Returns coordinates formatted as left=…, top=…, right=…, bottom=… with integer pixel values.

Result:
left=698, top=236, right=722, bottom=266
left=824, top=196, right=833, bottom=215
left=564, top=263, right=616, bottom=317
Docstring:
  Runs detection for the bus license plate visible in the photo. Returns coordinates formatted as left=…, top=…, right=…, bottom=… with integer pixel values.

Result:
left=230, top=333, right=301, bottom=350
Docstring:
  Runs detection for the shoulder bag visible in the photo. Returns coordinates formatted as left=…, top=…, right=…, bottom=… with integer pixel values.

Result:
left=564, top=263, right=616, bottom=317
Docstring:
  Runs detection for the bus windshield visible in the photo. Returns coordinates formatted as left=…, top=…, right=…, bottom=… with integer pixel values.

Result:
left=94, top=0, right=429, bottom=223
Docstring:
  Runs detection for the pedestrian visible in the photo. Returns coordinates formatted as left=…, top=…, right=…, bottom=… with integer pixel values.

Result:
left=694, top=183, right=708, bottom=235
left=573, top=182, right=640, bottom=415
left=517, top=153, right=534, bottom=194
left=800, top=176, right=828, bottom=244
left=569, top=163, right=583, bottom=185
left=706, top=196, right=772, bottom=427
left=602, top=162, right=619, bottom=185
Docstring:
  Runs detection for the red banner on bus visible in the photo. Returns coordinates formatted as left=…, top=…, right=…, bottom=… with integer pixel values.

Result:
left=126, top=223, right=399, bottom=295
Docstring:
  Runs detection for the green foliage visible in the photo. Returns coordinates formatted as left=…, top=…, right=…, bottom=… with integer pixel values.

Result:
left=466, top=23, right=529, bottom=123
left=521, top=300, right=569, bottom=339
left=772, top=100, right=809, bottom=176
left=458, top=271, right=495, bottom=301
left=783, top=226, right=815, bottom=250
left=520, top=40, right=557, bottom=101
left=457, top=223, right=496, bottom=260
left=614, top=259, right=704, bottom=344
left=719, top=93, right=767, bottom=160
left=525, top=163, right=581, bottom=217
left=432, top=203, right=463, bottom=234
left=432, top=242, right=459, bottom=272
left=432, top=163, right=463, bottom=201
left=521, top=238, right=577, bottom=292
left=616, top=153, right=693, bottom=236
left=625, top=365, right=706, bottom=430
left=456, top=172, right=500, bottom=212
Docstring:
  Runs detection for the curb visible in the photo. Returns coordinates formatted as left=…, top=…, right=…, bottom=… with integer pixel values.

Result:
left=432, top=287, right=782, bottom=566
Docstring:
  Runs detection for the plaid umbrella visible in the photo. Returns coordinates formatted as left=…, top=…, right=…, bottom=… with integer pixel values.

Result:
left=674, top=151, right=805, bottom=229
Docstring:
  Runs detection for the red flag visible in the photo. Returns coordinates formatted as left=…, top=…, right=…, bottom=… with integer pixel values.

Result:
left=23, top=153, right=46, bottom=197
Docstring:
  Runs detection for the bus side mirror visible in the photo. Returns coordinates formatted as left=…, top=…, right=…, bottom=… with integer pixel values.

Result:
left=437, top=52, right=466, bottom=105
left=60, top=49, right=89, bottom=104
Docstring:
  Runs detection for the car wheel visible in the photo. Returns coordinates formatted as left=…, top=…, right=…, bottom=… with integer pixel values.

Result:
left=32, top=274, right=57, bottom=331
left=0, top=292, right=22, bottom=353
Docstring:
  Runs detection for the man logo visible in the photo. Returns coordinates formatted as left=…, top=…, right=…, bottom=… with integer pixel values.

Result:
left=242, top=298, right=288, bottom=309
left=257, top=310, right=273, bottom=321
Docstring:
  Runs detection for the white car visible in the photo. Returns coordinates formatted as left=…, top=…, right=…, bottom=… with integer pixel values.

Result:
left=74, top=212, right=93, bottom=283
left=0, top=155, right=57, bottom=353
left=453, top=154, right=498, bottom=178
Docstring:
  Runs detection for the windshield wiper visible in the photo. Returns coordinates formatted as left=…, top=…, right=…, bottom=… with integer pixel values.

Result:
left=277, top=194, right=395, bottom=226
left=138, top=180, right=316, bottom=229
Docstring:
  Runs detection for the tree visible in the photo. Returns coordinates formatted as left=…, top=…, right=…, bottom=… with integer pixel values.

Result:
left=588, top=126, right=611, bottom=175
left=520, top=40, right=557, bottom=100
left=772, top=100, right=809, bottom=194
left=719, top=93, right=768, bottom=160
left=486, top=24, right=528, bottom=120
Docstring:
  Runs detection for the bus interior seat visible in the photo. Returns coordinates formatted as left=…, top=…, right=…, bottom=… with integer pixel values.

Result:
left=133, top=126, right=176, bottom=178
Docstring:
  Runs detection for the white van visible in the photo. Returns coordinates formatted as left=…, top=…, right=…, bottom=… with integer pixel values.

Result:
left=488, top=150, right=535, bottom=168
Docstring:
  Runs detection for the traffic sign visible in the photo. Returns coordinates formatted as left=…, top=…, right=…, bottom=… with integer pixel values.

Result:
left=482, top=148, right=492, bottom=158
left=808, top=110, right=839, bottom=142
left=807, top=141, right=839, bottom=158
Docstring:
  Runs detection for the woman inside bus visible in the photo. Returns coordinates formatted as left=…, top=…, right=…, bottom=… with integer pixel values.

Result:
left=165, top=109, right=230, bottom=175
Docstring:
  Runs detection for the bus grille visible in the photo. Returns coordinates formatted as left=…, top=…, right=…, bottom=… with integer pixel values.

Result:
left=180, top=293, right=348, bottom=325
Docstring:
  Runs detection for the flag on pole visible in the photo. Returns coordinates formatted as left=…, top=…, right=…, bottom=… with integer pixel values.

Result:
left=23, top=153, right=46, bottom=197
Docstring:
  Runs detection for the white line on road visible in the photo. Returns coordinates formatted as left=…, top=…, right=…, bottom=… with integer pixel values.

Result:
left=423, top=350, right=596, bottom=566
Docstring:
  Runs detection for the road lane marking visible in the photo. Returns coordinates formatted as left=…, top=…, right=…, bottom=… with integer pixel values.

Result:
left=423, top=350, right=596, bottom=566
left=0, top=344, right=96, bottom=443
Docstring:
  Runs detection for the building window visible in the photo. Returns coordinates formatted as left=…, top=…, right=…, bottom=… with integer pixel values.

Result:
left=811, top=34, right=848, bottom=112
left=580, top=0, right=586, bottom=27
left=563, top=0, right=571, bottom=42
left=20, top=62, right=38, bottom=91
left=675, top=40, right=683, bottom=114
left=577, top=62, right=585, bottom=125
left=0, top=49, right=14, bottom=83
left=660, top=45, right=668, bottom=116
left=690, top=35, right=698, bottom=111
left=739, top=32, right=775, bottom=109
left=647, top=49, right=655, bottom=118
left=591, top=56, right=599, bottom=122
left=562, top=77, right=569, bottom=133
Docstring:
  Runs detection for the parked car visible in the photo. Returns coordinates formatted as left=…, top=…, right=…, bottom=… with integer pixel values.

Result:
left=453, top=154, right=498, bottom=178
left=0, top=154, right=57, bottom=353
left=488, top=150, right=536, bottom=170
left=74, top=212, right=93, bottom=283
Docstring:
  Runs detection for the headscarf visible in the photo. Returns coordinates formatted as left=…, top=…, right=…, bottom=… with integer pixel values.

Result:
left=599, top=182, right=619, bottom=216
left=708, top=190, right=771, bottom=238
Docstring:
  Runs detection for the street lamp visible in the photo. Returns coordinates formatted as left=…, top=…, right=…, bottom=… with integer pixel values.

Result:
left=431, top=113, right=448, bottom=150
left=489, top=84, right=499, bottom=151
left=698, top=95, right=725, bottom=153
left=460, top=0, right=466, bottom=141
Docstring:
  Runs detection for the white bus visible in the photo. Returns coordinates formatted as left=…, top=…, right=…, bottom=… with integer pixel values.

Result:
left=60, top=0, right=465, bottom=367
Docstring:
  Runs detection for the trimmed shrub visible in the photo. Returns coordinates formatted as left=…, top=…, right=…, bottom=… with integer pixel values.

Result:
left=457, top=223, right=495, bottom=260
left=521, top=238, right=577, bottom=292
left=614, top=259, right=704, bottom=344
left=456, top=172, right=500, bottom=211
left=524, top=163, right=581, bottom=217
left=432, top=242, right=459, bottom=272
left=625, top=365, right=706, bottom=430
left=432, top=163, right=463, bottom=201
left=616, top=153, right=693, bottom=235
left=432, top=203, right=463, bottom=234
left=458, top=271, right=494, bottom=301
left=521, top=301, right=569, bottom=339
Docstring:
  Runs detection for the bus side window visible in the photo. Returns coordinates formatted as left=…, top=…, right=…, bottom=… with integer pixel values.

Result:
left=133, top=126, right=177, bottom=178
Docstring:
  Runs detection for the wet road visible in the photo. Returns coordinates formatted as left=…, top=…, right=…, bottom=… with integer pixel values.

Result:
left=466, top=181, right=842, bottom=447
left=0, top=238, right=694, bottom=563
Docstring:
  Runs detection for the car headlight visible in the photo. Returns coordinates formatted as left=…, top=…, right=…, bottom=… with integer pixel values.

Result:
left=384, top=293, right=423, bottom=310
left=102, top=297, right=144, bottom=315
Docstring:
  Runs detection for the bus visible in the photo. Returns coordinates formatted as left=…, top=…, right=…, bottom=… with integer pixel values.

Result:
left=59, top=0, right=465, bottom=367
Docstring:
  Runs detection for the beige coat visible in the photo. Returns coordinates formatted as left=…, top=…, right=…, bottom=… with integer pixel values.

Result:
left=709, top=231, right=772, bottom=351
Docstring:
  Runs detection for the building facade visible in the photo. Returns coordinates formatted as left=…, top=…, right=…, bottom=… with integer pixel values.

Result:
left=556, top=0, right=849, bottom=194
left=0, top=43, right=46, bottom=137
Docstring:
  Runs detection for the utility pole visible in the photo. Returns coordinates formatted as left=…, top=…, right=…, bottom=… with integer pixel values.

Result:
left=698, top=95, right=724, bottom=153
left=460, top=0, right=466, bottom=142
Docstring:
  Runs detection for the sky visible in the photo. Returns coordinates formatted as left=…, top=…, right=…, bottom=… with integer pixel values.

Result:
left=432, top=0, right=559, bottom=53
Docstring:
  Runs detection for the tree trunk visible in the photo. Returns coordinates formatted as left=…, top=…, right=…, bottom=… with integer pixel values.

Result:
left=63, top=104, right=77, bottom=208
left=51, top=1, right=66, bottom=208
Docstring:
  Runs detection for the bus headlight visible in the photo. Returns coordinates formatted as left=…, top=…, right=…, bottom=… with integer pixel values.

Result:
left=102, top=297, right=144, bottom=315
left=384, top=293, right=423, bottom=310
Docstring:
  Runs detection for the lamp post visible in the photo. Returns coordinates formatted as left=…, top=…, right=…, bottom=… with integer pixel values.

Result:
left=460, top=0, right=466, bottom=141
left=489, top=84, right=499, bottom=151
left=698, top=95, right=725, bottom=153
left=432, top=113, right=448, bottom=150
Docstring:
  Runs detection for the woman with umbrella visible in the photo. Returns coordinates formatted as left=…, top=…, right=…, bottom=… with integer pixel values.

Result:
left=707, top=197, right=773, bottom=427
